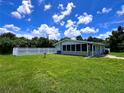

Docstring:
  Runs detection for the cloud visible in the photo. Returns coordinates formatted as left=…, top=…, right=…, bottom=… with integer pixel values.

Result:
left=99, top=19, right=124, bottom=29
left=27, top=18, right=31, bottom=22
left=52, top=2, right=75, bottom=23
left=44, top=4, right=52, bottom=11
left=16, top=34, right=34, bottom=39
left=58, top=4, right=64, bottom=10
left=0, top=26, right=34, bottom=39
left=80, top=27, right=99, bottom=33
left=97, top=31, right=112, bottom=39
left=11, top=0, right=33, bottom=19
left=66, top=19, right=76, bottom=28
left=0, top=24, right=20, bottom=35
left=52, top=14, right=63, bottom=23
left=97, top=7, right=112, bottom=14
left=117, top=5, right=124, bottom=16
left=11, top=11, right=22, bottom=19
left=0, top=24, right=34, bottom=39
left=64, top=27, right=81, bottom=39
left=64, top=20, right=99, bottom=39
left=32, top=24, right=60, bottom=40
left=3, top=24, right=21, bottom=31
left=17, top=0, right=33, bottom=14
left=0, top=28, right=10, bottom=34
left=77, top=12, right=93, bottom=25
left=60, top=21, right=65, bottom=26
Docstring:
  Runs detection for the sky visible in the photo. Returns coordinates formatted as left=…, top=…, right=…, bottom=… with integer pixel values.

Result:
left=0, top=0, right=124, bottom=40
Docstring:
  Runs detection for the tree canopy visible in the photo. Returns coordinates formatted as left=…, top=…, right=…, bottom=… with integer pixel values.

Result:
left=76, top=35, right=83, bottom=40
left=0, top=25, right=124, bottom=54
left=0, top=33, right=57, bottom=54
left=107, top=26, right=124, bottom=52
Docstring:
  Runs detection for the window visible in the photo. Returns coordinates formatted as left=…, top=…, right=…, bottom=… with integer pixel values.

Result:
left=76, top=44, right=80, bottom=51
left=63, top=45, right=66, bottom=51
left=71, top=45, right=75, bottom=51
left=89, top=44, right=92, bottom=51
left=82, top=44, right=87, bottom=51
left=93, top=46, right=95, bottom=51
left=67, top=45, right=70, bottom=51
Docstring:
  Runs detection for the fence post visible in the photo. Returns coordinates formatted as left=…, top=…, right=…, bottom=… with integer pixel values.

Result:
left=13, top=48, right=17, bottom=56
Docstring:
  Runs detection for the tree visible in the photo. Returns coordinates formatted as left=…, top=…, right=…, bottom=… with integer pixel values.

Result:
left=87, top=36, right=94, bottom=41
left=76, top=35, right=83, bottom=40
left=108, top=26, right=124, bottom=52
left=0, top=38, right=15, bottom=54
left=14, top=38, right=28, bottom=47
left=0, top=32, right=16, bottom=40
left=87, top=36, right=104, bottom=42
left=60, top=37, right=71, bottom=41
left=30, top=37, right=39, bottom=47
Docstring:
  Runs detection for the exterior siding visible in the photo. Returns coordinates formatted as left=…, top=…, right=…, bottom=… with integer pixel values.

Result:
left=61, top=51, right=87, bottom=56
left=55, top=39, right=105, bottom=57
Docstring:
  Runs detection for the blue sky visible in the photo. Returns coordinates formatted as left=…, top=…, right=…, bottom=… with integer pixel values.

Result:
left=0, top=0, right=124, bottom=40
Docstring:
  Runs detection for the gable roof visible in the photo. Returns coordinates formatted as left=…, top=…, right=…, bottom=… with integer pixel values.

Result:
left=54, top=39, right=105, bottom=46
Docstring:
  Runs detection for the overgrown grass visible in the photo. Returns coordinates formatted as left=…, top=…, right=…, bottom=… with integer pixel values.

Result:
left=0, top=54, right=124, bottom=93
left=110, top=52, right=124, bottom=57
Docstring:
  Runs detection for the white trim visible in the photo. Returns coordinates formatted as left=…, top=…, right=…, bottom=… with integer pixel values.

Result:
left=54, top=39, right=105, bottom=46
left=92, top=44, right=94, bottom=56
left=87, top=43, right=89, bottom=56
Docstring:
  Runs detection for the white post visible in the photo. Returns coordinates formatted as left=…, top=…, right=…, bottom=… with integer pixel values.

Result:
left=87, top=43, right=89, bottom=56
left=100, top=46, right=101, bottom=55
left=94, top=45, right=96, bottom=56
left=92, top=44, right=94, bottom=56
left=13, top=48, right=17, bottom=56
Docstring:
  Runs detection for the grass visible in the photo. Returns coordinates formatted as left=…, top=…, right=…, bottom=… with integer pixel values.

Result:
left=110, top=52, right=124, bottom=57
left=0, top=54, right=124, bottom=93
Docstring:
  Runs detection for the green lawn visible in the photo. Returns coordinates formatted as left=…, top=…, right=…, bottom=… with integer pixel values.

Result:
left=110, top=52, right=124, bottom=57
left=0, top=54, right=124, bottom=93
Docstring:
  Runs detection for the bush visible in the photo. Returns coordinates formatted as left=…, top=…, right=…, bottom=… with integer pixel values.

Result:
left=0, top=38, right=15, bottom=54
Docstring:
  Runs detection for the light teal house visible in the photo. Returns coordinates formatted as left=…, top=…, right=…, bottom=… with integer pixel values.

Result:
left=54, top=39, right=105, bottom=56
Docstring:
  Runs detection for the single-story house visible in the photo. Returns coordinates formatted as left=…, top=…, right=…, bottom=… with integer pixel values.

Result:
left=54, top=39, right=105, bottom=57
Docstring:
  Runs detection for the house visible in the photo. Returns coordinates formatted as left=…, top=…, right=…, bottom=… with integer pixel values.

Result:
left=54, top=39, right=105, bottom=56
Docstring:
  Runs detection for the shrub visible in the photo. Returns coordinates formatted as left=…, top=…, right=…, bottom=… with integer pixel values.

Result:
left=0, top=38, right=15, bottom=54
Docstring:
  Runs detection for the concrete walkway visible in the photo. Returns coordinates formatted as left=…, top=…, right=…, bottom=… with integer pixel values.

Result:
left=105, top=55, right=124, bottom=60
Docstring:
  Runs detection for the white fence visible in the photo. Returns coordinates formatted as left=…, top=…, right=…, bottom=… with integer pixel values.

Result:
left=13, top=48, right=57, bottom=56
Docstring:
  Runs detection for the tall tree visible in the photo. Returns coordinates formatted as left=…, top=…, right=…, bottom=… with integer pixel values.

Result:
left=87, top=36, right=104, bottom=42
left=87, top=36, right=94, bottom=41
left=0, top=32, right=16, bottom=40
left=0, top=32, right=57, bottom=54
left=60, top=37, right=71, bottom=41
left=0, top=37, right=15, bottom=54
left=108, top=26, right=124, bottom=52
left=76, top=35, right=83, bottom=40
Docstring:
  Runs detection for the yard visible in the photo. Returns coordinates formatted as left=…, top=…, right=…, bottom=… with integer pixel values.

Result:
left=110, top=52, right=124, bottom=57
left=0, top=54, right=124, bottom=93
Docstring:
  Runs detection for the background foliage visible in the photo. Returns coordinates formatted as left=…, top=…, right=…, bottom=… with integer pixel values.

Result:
left=0, top=26, right=124, bottom=54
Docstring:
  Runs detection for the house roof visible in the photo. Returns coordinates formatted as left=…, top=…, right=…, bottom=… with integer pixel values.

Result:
left=54, top=39, right=105, bottom=46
